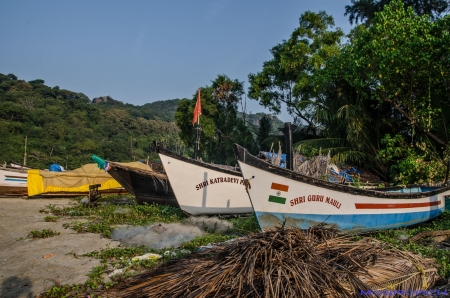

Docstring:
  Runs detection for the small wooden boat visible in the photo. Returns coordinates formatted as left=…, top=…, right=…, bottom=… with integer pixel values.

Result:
left=0, top=166, right=28, bottom=196
left=233, top=143, right=450, bottom=233
left=107, top=161, right=179, bottom=207
left=157, top=147, right=252, bottom=215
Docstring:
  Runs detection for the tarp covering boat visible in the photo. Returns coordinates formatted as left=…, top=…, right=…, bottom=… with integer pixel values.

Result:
left=108, top=161, right=152, bottom=172
left=27, top=163, right=125, bottom=197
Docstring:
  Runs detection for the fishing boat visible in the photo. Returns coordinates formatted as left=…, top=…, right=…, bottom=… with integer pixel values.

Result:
left=27, top=163, right=127, bottom=197
left=157, top=147, right=252, bottom=215
left=106, top=161, right=179, bottom=207
left=233, top=143, right=450, bottom=233
left=0, top=166, right=28, bottom=196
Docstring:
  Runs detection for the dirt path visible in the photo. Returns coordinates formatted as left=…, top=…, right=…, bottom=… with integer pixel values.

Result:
left=0, top=197, right=120, bottom=298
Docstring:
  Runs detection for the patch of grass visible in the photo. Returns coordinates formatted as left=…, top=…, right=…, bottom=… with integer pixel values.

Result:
left=180, top=233, right=235, bottom=251
left=86, top=264, right=108, bottom=290
left=44, top=215, right=59, bottom=222
left=40, top=196, right=187, bottom=237
left=84, top=246, right=150, bottom=262
left=28, top=229, right=60, bottom=239
left=37, top=284, right=82, bottom=298
left=227, top=214, right=260, bottom=234
left=83, top=246, right=161, bottom=290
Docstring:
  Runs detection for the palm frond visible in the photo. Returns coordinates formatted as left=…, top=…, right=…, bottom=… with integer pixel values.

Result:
left=103, top=227, right=440, bottom=298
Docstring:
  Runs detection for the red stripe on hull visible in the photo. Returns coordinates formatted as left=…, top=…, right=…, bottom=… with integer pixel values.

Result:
left=355, top=201, right=441, bottom=209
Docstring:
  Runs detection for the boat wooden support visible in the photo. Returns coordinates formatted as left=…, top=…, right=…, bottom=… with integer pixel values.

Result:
left=88, top=183, right=101, bottom=207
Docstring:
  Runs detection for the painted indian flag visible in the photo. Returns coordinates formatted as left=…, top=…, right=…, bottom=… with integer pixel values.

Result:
left=268, top=182, right=289, bottom=204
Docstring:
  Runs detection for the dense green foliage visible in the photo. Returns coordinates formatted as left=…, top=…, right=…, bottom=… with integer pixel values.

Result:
left=345, top=0, right=449, bottom=25
left=249, top=0, right=450, bottom=184
left=0, top=73, right=183, bottom=169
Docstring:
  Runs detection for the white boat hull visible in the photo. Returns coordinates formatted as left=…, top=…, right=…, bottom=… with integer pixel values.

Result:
left=233, top=144, right=450, bottom=233
left=158, top=150, right=252, bottom=215
left=0, top=167, right=28, bottom=195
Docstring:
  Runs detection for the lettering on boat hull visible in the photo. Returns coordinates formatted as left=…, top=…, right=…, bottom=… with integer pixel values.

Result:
left=289, top=195, right=342, bottom=209
left=195, top=177, right=244, bottom=190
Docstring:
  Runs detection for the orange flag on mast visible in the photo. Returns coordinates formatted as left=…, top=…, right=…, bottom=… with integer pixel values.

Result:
left=192, top=88, right=202, bottom=125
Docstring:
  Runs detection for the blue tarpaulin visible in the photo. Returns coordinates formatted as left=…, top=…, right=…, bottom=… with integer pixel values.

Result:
left=263, top=152, right=286, bottom=168
left=49, top=164, right=63, bottom=172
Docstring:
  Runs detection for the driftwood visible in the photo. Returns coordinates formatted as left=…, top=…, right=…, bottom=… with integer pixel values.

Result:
left=101, top=226, right=440, bottom=298
left=410, top=230, right=450, bottom=243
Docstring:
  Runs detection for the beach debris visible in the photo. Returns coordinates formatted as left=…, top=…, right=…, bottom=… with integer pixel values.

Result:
left=163, top=251, right=177, bottom=258
left=108, top=268, right=125, bottom=278
left=43, top=253, right=55, bottom=259
left=410, top=230, right=450, bottom=243
left=132, top=253, right=162, bottom=261
left=107, top=253, right=163, bottom=279
left=104, top=225, right=440, bottom=297
left=197, top=245, right=214, bottom=251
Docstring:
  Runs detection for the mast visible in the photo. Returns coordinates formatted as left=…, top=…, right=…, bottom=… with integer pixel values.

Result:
left=23, top=136, right=27, bottom=166
left=284, top=123, right=293, bottom=170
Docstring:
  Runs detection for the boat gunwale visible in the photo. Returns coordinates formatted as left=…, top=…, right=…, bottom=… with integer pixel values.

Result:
left=157, top=147, right=242, bottom=177
left=107, top=161, right=168, bottom=180
left=233, top=143, right=450, bottom=200
left=0, top=167, right=29, bottom=174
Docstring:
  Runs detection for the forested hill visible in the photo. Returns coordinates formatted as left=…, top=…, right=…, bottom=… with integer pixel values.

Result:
left=92, top=96, right=180, bottom=122
left=0, top=73, right=185, bottom=169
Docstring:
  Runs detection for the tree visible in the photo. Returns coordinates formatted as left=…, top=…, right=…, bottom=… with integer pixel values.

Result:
left=343, top=0, right=450, bottom=146
left=176, top=75, right=256, bottom=164
left=345, top=0, right=449, bottom=25
left=329, top=0, right=450, bottom=182
left=256, top=114, right=280, bottom=152
left=248, top=11, right=344, bottom=134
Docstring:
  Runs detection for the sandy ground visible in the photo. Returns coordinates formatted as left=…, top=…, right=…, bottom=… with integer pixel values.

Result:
left=0, top=197, right=120, bottom=298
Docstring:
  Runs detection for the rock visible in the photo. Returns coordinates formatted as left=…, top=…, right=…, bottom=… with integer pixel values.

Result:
left=108, top=269, right=125, bottom=277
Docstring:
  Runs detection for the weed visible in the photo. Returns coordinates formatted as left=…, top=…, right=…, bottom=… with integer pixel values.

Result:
left=40, top=284, right=75, bottom=298
left=227, top=214, right=260, bottom=234
left=44, top=215, right=59, bottom=222
left=86, top=264, right=108, bottom=289
left=180, top=233, right=235, bottom=251
left=352, top=174, right=361, bottom=188
left=28, top=229, right=60, bottom=239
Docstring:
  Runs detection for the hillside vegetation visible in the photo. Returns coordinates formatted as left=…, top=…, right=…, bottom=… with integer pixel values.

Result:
left=0, top=73, right=184, bottom=169
left=0, top=73, right=282, bottom=170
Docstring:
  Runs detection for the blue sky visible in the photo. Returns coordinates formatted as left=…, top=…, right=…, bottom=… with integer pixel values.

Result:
left=0, top=1, right=353, bottom=122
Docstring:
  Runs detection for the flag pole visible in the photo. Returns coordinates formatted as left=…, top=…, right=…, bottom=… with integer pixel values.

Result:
left=194, top=122, right=199, bottom=160
left=193, top=88, right=201, bottom=160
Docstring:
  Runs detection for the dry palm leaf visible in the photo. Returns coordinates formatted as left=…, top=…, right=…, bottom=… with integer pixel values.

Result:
left=101, top=226, right=440, bottom=298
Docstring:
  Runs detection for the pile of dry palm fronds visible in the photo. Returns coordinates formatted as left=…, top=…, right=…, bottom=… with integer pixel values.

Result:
left=102, top=226, right=440, bottom=298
